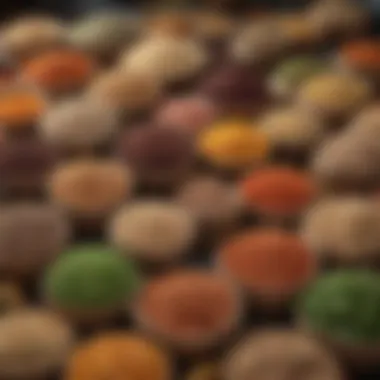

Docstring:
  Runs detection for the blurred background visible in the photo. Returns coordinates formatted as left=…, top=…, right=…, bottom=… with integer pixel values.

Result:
left=1, top=0, right=380, bottom=20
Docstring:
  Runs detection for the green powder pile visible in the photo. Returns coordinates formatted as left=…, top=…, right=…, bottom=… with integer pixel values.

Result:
left=44, top=244, right=141, bottom=310
left=298, top=270, right=380, bottom=343
left=273, top=56, right=326, bottom=87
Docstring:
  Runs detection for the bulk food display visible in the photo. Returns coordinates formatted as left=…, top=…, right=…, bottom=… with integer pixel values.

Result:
left=0, top=1, right=378, bottom=379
